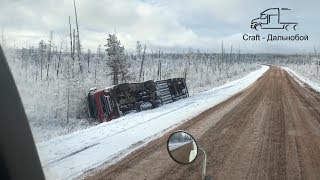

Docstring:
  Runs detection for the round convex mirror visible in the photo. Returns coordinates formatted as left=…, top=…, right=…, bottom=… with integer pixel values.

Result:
left=167, top=131, right=198, bottom=164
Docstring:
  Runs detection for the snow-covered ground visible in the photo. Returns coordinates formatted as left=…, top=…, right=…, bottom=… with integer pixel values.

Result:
left=283, top=67, right=320, bottom=93
left=5, top=47, right=260, bottom=142
left=283, top=62, right=320, bottom=87
left=37, top=65, right=269, bottom=180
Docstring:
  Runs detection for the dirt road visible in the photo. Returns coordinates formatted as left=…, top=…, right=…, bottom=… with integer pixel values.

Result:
left=169, top=141, right=194, bottom=164
left=86, top=67, right=320, bottom=180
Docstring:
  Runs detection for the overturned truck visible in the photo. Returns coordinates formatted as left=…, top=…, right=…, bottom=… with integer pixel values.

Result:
left=88, top=78, right=189, bottom=122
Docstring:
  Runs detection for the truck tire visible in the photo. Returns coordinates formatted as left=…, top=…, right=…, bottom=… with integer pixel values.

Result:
left=140, top=102, right=153, bottom=111
left=134, top=102, right=142, bottom=112
left=151, top=100, right=161, bottom=108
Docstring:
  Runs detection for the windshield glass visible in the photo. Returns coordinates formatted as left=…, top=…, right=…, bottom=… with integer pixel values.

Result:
left=2, top=0, right=320, bottom=179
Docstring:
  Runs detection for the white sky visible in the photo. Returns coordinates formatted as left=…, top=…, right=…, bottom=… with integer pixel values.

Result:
left=0, top=0, right=319, bottom=54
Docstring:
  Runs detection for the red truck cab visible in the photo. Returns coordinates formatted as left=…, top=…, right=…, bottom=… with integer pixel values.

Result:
left=87, top=87, right=120, bottom=122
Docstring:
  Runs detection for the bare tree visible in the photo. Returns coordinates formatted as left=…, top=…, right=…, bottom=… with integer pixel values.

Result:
left=94, top=45, right=102, bottom=83
left=38, top=40, right=46, bottom=80
left=157, top=50, right=162, bottom=80
left=219, top=41, right=224, bottom=78
left=73, top=0, right=82, bottom=74
left=136, top=41, right=142, bottom=59
left=237, top=46, right=241, bottom=64
left=139, top=44, right=146, bottom=82
left=56, top=37, right=63, bottom=77
left=73, top=28, right=76, bottom=76
left=46, top=31, right=53, bottom=80
left=87, top=49, right=91, bottom=73
left=66, top=60, right=71, bottom=124
left=184, top=65, right=188, bottom=80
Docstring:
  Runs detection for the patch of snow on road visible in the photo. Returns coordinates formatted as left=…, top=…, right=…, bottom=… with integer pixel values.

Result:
left=37, top=65, right=269, bottom=180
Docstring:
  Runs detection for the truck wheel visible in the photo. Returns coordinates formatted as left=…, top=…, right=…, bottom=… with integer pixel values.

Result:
left=134, top=102, right=142, bottom=112
left=151, top=100, right=161, bottom=108
left=140, top=102, right=153, bottom=111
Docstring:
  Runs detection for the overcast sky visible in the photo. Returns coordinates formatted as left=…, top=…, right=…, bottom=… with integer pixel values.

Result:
left=1, top=0, right=319, bottom=54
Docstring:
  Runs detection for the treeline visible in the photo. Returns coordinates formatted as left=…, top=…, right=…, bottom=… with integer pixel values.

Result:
left=1, top=0, right=261, bottom=127
left=5, top=37, right=260, bottom=124
left=9, top=35, right=261, bottom=85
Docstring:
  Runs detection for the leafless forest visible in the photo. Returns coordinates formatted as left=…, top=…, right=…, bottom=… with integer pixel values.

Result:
left=1, top=0, right=319, bottom=141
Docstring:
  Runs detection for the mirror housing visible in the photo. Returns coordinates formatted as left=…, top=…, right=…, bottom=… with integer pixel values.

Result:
left=166, top=131, right=198, bottom=164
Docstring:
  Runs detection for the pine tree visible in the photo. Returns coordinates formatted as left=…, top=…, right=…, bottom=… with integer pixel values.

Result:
left=104, top=33, right=130, bottom=85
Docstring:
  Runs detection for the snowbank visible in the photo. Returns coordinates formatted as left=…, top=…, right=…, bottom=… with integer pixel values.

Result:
left=37, top=65, right=269, bottom=180
left=283, top=67, right=320, bottom=93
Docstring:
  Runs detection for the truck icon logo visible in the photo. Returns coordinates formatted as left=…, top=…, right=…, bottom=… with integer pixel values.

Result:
left=251, top=8, right=298, bottom=31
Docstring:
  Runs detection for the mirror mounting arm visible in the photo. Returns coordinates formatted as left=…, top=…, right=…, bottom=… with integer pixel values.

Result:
left=199, top=147, right=207, bottom=180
